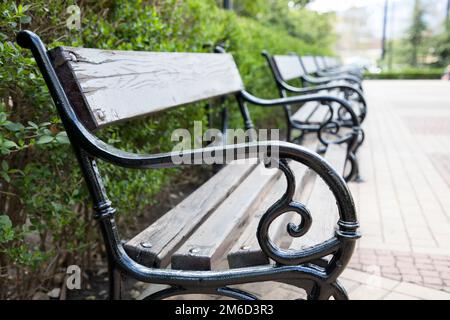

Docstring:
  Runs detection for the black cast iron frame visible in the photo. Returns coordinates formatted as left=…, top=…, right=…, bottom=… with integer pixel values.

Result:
left=262, top=51, right=366, bottom=182
left=17, top=30, right=360, bottom=300
left=314, top=56, right=364, bottom=81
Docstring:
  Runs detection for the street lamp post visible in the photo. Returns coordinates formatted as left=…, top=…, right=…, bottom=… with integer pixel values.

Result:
left=224, top=0, right=233, bottom=10
left=446, top=0, right=449, bottom=30
left=381, top=0, right=389, bottom=61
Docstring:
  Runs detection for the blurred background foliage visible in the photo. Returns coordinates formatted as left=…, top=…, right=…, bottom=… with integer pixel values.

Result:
left=0, top=0, right=335, bottom=298
left=379, top=0, right=450, bottom=77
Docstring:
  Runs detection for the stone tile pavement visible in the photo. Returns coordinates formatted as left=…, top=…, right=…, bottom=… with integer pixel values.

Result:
left=346, top=80, right=450, bottom=299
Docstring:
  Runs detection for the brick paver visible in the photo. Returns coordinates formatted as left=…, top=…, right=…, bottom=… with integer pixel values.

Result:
left=349, top=248, right=450, bottom=293
left=347, top=80, right=450, bottom=298
left=351, top=81, right=450, bottom=255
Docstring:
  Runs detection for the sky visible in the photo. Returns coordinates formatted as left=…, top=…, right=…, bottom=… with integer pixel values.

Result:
left=307, top=0, right=389, bottom=13
left=307, top=0, right=448, bottom=39
left=305, top=0, right=449, bottom=63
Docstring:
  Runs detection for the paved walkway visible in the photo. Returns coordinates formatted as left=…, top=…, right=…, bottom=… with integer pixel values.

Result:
left=345, top=80, right=450, bottom=298
left=136, top=80, right=450, bottom=300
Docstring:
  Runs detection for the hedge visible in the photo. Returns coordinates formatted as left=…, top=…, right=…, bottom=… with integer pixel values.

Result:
left=365, top=68, right=443, bottom=80
left=0, top=0, right=334, bottom=298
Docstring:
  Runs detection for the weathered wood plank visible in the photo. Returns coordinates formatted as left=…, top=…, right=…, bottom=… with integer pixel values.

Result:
left=300, top=56, right=318, bottom=74
left=314, top=56, right=325, bottom=71
left=288, top=143, right=347, bottom=250
left=273, top=55, right=304, bottom=81
left=50, top=46, right=244, bottom=128
left=227, top=138, right=320, bottom=268
left=308, top=104, right=330, bottom=124
left=124, top=161, right=257, bottom=268
left=171, top=162, right=281, bottom=271
left=291, top=102, right=319, bottom=123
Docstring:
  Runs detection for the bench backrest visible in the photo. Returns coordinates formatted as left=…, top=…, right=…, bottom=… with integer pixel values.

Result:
left=49, top=46, right=244, bottom=130
left=271, top=55, right=305, bottom=81
left=314, top=56, right=326, bottom=71
left=299, top=55, right=318, bottom=74
left=325, top=56, right=339, bottom=69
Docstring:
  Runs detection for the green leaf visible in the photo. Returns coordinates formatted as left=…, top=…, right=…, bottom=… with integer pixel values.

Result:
left=27, top=121, right=38, bottom=129
left=2, top=140, right=18, bottom=149
left=0, top=215, right=14, bottom=241
left=55, top=132, right=70, bottom=144
left=20, top=15, right=31, bottom=24
left=4, top=122, right=24, bottom=132
left=0, top=171, right=11, bottom=183
left=36, top=135, right=54, bottom=144
left=2, top=160, right=8, bottom=171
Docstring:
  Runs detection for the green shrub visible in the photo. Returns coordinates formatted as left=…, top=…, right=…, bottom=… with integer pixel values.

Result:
left=0, top=0, right=335, bottom=298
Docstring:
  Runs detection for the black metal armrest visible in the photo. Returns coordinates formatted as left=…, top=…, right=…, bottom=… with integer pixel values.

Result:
left=302, top=74, right=362, bottom=88
left=276, top=80, right=367, bottom=124
left=239, top=90, right=361, bottom=128
left=317, top=68, right=363, bottom=81
left=85, top=138, right=360, bottom=286
left=278, top=79, right=365, bottom=103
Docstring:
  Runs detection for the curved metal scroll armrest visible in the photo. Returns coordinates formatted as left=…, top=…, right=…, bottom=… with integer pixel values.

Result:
left=92, top=139, right=360, bottom=287
left=256, top=157, right=360, bottom=279
left=89, top=139, right=360, bottom=283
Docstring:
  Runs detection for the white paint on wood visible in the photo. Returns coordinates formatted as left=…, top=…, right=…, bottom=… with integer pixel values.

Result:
left=291, top=102, right=319, bottom=123
left=301, top=56, right=318, bottom=74
left=171, top=163, right=280, bottom=271
left=308, top=104, right=330, bottom=123
left=273, top=55, right=304, bottom=81
left=60, top=47, right=244, bottom=127
left=124, top=161, right=257, bottom=268
left=226, top=135, right=321, bottom=268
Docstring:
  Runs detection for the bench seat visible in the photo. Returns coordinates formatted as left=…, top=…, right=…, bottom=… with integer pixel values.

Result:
left=124, top=137, right=348, bottom=271
left=124, top=104, right=348, bottom=271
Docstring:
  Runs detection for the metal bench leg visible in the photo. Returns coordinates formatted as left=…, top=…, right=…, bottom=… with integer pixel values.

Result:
left=307, top=280, right=349, bottom=300
left=108, top=258, right=123, bottom=300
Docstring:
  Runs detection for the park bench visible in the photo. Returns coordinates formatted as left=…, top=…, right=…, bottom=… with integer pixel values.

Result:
left=314, top=56, right=364, bottom=80
left=263, top=52, right=366, bottom=181
left=17, top=30, right=360, bottom=300
left=295, top=55, right=363, bottom=91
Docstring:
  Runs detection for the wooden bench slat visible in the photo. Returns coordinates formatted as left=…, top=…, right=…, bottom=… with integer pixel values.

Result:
left=315, top=56, right=326, bottom=71
left=300, top=56, right=318, bottom=74
left=227, top=138, right=320, bottom=268
left=49, top=47, right=244, bottom=129
left=288, top=143, right=347, bottom=251
left=291, top=102, right=319, bottom=123
left=124, top=161, right=257, bottom=268
left=171, top=163, right=281, bottom=271
left=273, top=55, right=304, bottom=81
left=308, top=104, right=330, bottom=124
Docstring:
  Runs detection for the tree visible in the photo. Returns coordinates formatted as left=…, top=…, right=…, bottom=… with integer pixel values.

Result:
left=434, top=28, right=450, bottom=65
left=407, top=0, right=427, bottom=66
left=289, top=0, right=313, bottom=8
